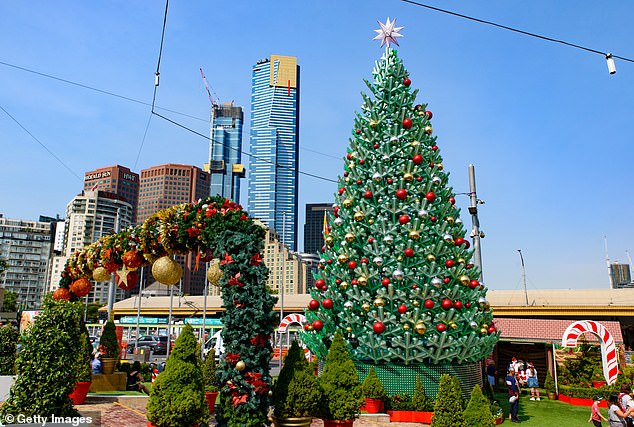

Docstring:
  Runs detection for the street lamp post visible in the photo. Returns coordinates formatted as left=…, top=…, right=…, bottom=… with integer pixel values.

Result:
left=134, top=266, right=145, bottom=353
left=467, top=164, right=484, bottom=282
left=107, top=208, right=121, bottom=318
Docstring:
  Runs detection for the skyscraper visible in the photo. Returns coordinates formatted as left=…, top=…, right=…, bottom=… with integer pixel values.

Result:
left=248, top=55, right=300, bottom=251
left=83, top=165, right=139, bottom=220
left=138, top=164, right=210, bottom=295
left=0, top=215, right=52, bottom=309
left=303, top=203, right=333, bottom=255
left=207, top=102, right=245, bottom=203
left=610, top=262, right=632, bottom=288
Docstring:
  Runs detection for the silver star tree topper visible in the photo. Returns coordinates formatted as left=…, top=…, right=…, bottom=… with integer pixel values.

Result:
left=373, top=17, right=404, bottom=47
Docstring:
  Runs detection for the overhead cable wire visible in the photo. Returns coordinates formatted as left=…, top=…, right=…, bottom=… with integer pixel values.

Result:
left=0, top=59, right=207, bottom=122
left=0, top=103, right=82, bottom=181
left=400, top=0, right=634, bottom=63
left=151, top=0, right=169, bottom=111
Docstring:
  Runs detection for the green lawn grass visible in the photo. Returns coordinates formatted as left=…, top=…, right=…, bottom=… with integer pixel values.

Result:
left=88, top=382, right=152, bottom=396
left=494, top=391, right=597, bottom=426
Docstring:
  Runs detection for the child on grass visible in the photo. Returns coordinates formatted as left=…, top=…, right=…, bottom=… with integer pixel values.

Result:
left=589, top=396, right=608, bottom=427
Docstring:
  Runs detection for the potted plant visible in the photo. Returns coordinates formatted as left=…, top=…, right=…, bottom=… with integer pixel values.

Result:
left=463, top=385, right=493, bottom=427
left=0, top=324, right=18, bottom=401
left=0, top=296, right=84, bottom=419
left=431, top=374, right=465, bottom=427
left=490, top=401, right=504, bottom=425
left=99, top=320, right=120, bottom=375
left=412, top=375, right=433, bottom=423
left=69, top=327, right=93, bottom=405
left=361, top=367, right=387, bottom=413
left=147, top=324, right=208, bottom=427
left=544, top=371, right=557, bottom=400
left=592, top=366, right=607, bottom=388
left=271, top=340, right=321, bottom=427
left=202, top=348, right=219, bottom=413
left=317, top=330, right=363, bottom=427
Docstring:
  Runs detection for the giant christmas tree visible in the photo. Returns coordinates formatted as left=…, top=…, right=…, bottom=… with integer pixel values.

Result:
left=302, top=20, right=499, bottom=369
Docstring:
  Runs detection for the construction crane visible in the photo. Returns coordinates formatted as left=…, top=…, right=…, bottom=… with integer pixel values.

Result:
left=199, top=67, right=215, bottom=106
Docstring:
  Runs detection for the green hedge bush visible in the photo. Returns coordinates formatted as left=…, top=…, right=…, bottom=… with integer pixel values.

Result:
left=0, top=325, right=18, bottom=375
left=463, top=385, right=493, bottom=427
left=361, top=367, right=387, bottom=400
left=431, top=374, right=465, bottom=427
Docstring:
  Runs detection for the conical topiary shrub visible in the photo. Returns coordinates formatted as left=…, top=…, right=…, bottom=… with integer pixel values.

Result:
left=0, top=296, right=84, bottom=418
left=463, top=384, right=493, bottom=427
left=147, top=324, right=208, bottom=427
left=362, top=367, right=387, bottom=400
left=431, top=374, right=465, bottom=427
left=99, top=319, right=119, bottom=359
left=412, top=375, right=433, bottom=412
left=318, top=330, right=363, bottom=422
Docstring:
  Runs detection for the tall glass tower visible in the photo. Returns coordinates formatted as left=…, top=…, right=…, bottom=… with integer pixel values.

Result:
left=248, top=54, right=300, bottom=251
left=208, top=102, right=245, bottom=203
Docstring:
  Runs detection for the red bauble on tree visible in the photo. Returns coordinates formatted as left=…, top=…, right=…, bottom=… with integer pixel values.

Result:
left=425, top=192, right=436, bottom=203
left=454, top=237, right=465, bottom=246
left=348, top=260, right=357, bottom=270
left=441, top=299, right=453, bottom=310
left=312, top=320, right=324, bottom=331
left=443, top=277, right=451, bottom=284
left=381, top=278, right=390, bottom=287
left=338, top=187, right=346, bottom=195
left=424, top=299, right=435, bottom=309
left=398, top=304, right=408, bottom=314
left=361, top=257, right=369, bottom=264
left=413, top=154, right=423, bottom=165
left=469, top=280, right=480, bottom=289
left=402, top=118, right=413, bottom=129
left=436, top=323, right=447, bottom=332
left=488, top=326, right=497, bottom=334
left=448, top=197, right=456, bottom=205
left=399, top=215, right=410, bottom=225
left=364, top=191, right=373, bottom=199
left=445, top=259, right=455, bottom=268
left=425, top=110, right=433, bottom=119
left=404, top=248, right=415, bottom=258
left=315, top=279, right=325, bottom=289
left=322, top=298, right=334, bottom=310
left=431, top=145, right=438, bottom=151
left=396, top=189, right=407, bottom=200
left=454, top=300, right=464, bottom=310
left=308, top=299, right=320, bottom=310
left=373, top=321, right=386, bottom=334
left=403, top=77, right=411, bottom=86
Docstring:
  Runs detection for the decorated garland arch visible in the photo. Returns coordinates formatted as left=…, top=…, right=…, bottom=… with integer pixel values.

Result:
left=54, top=196, right=277, bottom=426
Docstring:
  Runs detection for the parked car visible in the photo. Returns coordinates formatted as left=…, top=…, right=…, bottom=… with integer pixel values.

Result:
left=203, top=330, right=224, bottom=360
left=127, top=335, right=172, bottom=355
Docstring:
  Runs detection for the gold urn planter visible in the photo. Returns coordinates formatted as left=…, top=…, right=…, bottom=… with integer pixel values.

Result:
left=271, top=416, right=313, bottom=427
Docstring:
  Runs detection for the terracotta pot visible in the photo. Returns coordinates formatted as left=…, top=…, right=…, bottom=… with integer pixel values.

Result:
left=69, top=381, right=92, bottom=405
left=494, top=414, right=504, bottom=425
left=322, top=420, right=354, bottom=427
left=101, top=357, right=117, bottom=375
left=271, top=416, right=313, bottom=427
left=205, top=391, right=218, bottom=413
left=547, top=392, right=557, bottom=400
left=592, top=380, right=607, bottom=388
left=364, top=397, right=383, bottom=414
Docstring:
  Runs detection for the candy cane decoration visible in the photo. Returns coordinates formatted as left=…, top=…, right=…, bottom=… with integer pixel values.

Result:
left=278, top=313, right=307, bottom=333
left=562, top=320, right=618, bottom=385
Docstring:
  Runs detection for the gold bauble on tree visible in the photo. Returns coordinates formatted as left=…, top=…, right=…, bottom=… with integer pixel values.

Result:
left=458, top=258, right=466, bottom=264
left=344, top=233, right=355, bottom=243
left=358, top=276, right=368, bottom=286
left=411, top=140, right=420, bottom=148
left=92, top=267, right=111, bottom=282
left=437, top=163, right=444, bottom=171
left=412, top=300, right=420, bottom=307
left=337, top=254, right=349, bottom=264
left=361, top=303, right=371, bottom=312
left=409, top=230, right=420, bottom=241
left=207, top=259, right=222, bottom=286
left=426, top=254, right=436, bottom=262
left=403, top=324, right=410, bottom=331
left=373, top=298, right=385, bottom=307
left=353, top=212, right=365, bottom=222
left=152, top=256, right=183, bottom=286
left=415, top=322, right=427, bottom=335
left=424, top=125, right=433, bottom=135
left=236, top=361, right=246, bottom=371
left=460, top=275, right=470, bottom=285
left=480, top=328, right=488, bottom=335
left=346, top=326, right=352, bottom=333
left=342, top=198, right=353, bottom=208
left=403, top=172, right=414, bottom=182
left=325, top=236, right=334, bottom=246
left=340, top=281, right=349, bottom=290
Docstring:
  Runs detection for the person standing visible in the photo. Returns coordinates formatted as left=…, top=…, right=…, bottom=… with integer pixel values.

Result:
left=589, top=396, right=608, bottom=427
left=608, top=392, right=633, bottom=427
left=506, top=368, right=521, bottom=423
left=619, top=384, right=634, bottom=427
left=526, top=362, right=540, bottom=401
left=487, top=359, right=497, bottom=392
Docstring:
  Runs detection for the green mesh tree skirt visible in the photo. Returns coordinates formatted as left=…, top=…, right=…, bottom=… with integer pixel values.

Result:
left=355, top=360, right=483, bottom=399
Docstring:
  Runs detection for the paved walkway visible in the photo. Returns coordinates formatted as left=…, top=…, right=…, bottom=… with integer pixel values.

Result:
left=79, top=396, right=429, bottom=427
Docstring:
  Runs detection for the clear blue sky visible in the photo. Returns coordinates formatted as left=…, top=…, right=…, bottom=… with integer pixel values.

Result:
left=1, top=1, right=633, bottom=291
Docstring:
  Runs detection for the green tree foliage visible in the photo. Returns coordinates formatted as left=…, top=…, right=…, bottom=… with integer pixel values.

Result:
left=362, top=367, right=387, bottom=400
left=0, top=325, right=18, bottom=375
left=147, top=324, right=208, bottom=427
left=318, top=330, right=363, bottom=421
left=431, top=374, right=465, bottom=427
left=544, top=371, right=555, bottom=393
left=463, top=385, right=493, bottom=427
left=0, top=259, right=8, bottom=275
left=99, top=320, right=120, bottom=359
left=74, top=325, right=93, bottom=382
left=301, top=46, right=498, bottom=365
left=412, top=375, right=433, bottom=411
left=202, top=348, right=218, bottom=392
left=272, top=340, right=321, bottom=419
left=85, top=302, right=103, bottom=323
left=2, top=291, right=17, bottom=312
left=0, top=296, right=84, bottom=418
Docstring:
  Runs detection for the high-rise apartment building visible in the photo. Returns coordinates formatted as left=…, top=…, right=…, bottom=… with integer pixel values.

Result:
left=48, top=190, right=134, bottom=303
left=207, top=102, right=245, bottom=203
left=248, top=54, right=300, bottom=251
left=0, top=215, right=53, bottom=309
left=83, top=165, right=139, bottom=220
left=303, top=203, right=333, bottom=255
left=138, top=164, right=210, bottom=295
left=610, top=262, right=632, bottom=288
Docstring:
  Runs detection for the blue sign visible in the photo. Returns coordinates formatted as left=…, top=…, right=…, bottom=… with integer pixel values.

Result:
left=184, top=318, right=223, bottom=326
left=119, top=316, right=167, bottom=324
